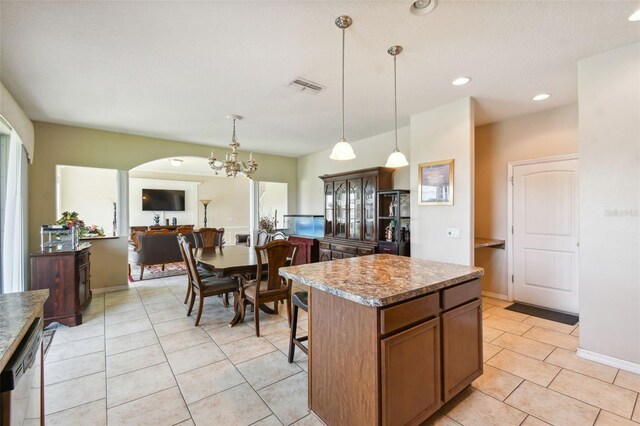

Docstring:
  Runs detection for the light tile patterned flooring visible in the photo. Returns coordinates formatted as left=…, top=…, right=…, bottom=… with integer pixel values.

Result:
left=43, top=276, right=640, bottom=426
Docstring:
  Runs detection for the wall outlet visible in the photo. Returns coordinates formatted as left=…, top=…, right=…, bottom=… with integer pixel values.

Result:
left=447, top=228, right=461, bottom=238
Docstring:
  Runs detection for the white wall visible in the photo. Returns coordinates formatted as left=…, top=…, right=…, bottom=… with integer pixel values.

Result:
left=128, top=177, right=199, bottom=227
left=57, top=165, right=118, bottom=232
left=578, top=43, right=640, bottom=367
left=410, top=98, right=475, bottom=265
left=475, top=105, right=579, bottom=296
left=297, top=127, right=410, bottom=214
left=259, top=181, right=288, bottom=228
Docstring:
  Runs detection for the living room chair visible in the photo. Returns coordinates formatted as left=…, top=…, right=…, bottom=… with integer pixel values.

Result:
left=238, top=240, right=298, bottom=336
left=177, top=234, right=239, bottom=326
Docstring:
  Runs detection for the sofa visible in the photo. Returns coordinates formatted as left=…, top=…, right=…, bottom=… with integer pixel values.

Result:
left=128, top=231, right=196, bottom=279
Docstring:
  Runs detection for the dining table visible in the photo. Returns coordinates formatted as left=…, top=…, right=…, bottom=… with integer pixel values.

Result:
left=194, top=244, right=275, bottom=326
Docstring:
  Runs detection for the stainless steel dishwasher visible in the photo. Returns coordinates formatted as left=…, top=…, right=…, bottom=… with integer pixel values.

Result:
left=0, top=317, right=43, bottom=426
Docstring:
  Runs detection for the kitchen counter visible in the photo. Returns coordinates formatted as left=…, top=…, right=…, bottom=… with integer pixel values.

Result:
left=474, top=237, right=505, bottom=249
left=280, top=255, right=484, bottom=426
left=279, top=254, right=483, bottom=307
left=0, top=290, right=49, bottom=371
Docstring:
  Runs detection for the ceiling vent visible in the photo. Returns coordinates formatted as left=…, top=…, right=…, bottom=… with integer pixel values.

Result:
left=289, top=78, right=324, bottom=93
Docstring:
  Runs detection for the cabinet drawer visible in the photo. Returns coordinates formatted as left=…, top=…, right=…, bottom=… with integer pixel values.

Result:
left=378, top=244, right=397, bottom=254
left=380, top=293, right=440, bottom=335
left=319, top=242, right=331, bottom=250
left=343, top=253, right=356, bottom=259
left=357, top=247, right=375, bottom=256
left=442, top=279, right=481, bottom=311
left=331, top=251, right=344, bottom=259
left=331, top=244, right=357, bottom=255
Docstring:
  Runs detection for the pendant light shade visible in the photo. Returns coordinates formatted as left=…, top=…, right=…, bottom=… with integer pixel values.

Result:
left=330, top=138, right=356, bottom=160
left=385, top=45, right=408, bottom=168
left=330, top=16, right=356, bottom=161
left=386, top=149, right=409, bottom=168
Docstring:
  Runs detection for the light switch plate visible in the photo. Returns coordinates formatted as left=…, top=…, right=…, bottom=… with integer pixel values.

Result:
left=447, top=228, right=461, bottom=238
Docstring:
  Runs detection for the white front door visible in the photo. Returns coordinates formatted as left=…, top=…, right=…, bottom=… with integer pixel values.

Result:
left=512, top=158, right=579, bottom=314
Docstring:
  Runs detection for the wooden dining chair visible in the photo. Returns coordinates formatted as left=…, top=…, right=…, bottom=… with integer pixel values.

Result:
left=238, top=240, right=299, bottom=337
left=177, top=234, right=239, bottom=326
left=256, top=230, right=271, bottom=246
left=194, top=228, right=223, bottom=248
left=271, top=231, right=287, bottom=241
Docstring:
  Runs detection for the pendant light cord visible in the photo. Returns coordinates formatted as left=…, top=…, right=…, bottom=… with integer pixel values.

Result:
left=394, top=54, right=398, bottom=151
left=341, top=28, right=346, bottom=141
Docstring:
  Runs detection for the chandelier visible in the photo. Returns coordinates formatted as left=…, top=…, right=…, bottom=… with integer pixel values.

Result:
left=208, top=115, right=257, bottom=179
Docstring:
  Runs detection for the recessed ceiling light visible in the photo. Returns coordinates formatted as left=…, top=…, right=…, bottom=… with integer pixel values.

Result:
left=629, top=10, right=640, bottom=21
left=410, top=0, right=438, bottom=15
left=452, top=77, right=471, bottom=86
left=532, top=93, right=551, bottom=101
left=169, top=158, right=183, bottom=167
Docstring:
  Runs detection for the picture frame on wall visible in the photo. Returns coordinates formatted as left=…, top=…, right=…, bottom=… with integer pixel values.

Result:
left=418, top=159, right=454, bottom=205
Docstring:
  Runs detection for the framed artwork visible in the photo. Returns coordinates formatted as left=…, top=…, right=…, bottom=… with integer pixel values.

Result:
left=418, top=159, right=454, bottom=205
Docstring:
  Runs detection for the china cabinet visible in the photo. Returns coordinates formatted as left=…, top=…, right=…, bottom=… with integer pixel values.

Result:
left=319, top=167, right=395, bottom=260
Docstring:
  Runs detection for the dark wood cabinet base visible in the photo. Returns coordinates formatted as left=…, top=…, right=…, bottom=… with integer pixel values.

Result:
left=30, top=245, right=92, bottom=327
left=309, top=279, right=483, bottom=425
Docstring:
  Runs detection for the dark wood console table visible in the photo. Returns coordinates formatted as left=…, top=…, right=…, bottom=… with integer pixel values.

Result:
left=30, top=243, right=92, bottom=326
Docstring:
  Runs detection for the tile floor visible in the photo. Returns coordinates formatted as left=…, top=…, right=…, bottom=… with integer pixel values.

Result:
left=43, top=276, right=640, bottom=426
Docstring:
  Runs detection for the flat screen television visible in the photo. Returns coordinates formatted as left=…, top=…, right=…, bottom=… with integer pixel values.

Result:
left=142, top=189, right=186, bottom=211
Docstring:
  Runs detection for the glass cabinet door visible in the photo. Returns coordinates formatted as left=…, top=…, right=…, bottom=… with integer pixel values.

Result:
left=324, top=182, right=334, bottom=236
left=348, top=179, right=362, bottom=240
left=363, top=176, right=377, bottom=241
left=334, top=180, right=347, bottom=238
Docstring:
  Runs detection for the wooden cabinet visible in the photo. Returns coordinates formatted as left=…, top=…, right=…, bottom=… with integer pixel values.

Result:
left=320, top=167, right=395, bottom=260
left=309, top=277, right=482, bottom=425
left=381, top=318, right=441, bottom=426
left=378, top=190, right=411, bottom=257
left=442, top=298, right=483, bottom=402
left=30, top=244, right=92, bottom=326
left=288, top=236, right=319, bottom=265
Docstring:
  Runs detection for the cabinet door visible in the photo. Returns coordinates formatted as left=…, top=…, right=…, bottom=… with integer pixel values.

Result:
left=78, top=263, right=88, bottom=308
left=362, top=176, right=377, bottom=242
left=441, top=299, right=483, bottom=402
left=347, top=179, right=362, bottom=240
left=334, top=180, right=347, bottom=238
left=381, top=318, right=440, bottom=426
left=324, top=182, right=334, bottom=237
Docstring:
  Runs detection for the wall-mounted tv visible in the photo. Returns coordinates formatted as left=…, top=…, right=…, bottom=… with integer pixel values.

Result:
left=142, top=189, right=186, bottom=211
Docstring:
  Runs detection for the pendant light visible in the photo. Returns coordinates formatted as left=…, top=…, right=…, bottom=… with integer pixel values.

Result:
left=330, top=16, right=356, bottom=161
left=385, top=45, right=409, bottom=168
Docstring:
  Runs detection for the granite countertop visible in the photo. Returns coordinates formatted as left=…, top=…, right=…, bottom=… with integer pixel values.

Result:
left=474, top=238, right=505, bottom=249
left=279, top=254, right=483, bottom=307
left=0, top=290, right=49, bottom=371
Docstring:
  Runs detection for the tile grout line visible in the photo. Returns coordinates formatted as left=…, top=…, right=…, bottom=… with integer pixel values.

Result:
left=136, top=280, right=194, bottom=421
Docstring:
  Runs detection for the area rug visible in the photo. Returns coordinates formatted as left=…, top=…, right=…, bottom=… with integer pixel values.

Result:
left=128, top=262, right=187, bottom=282
left=505, top=303, right=578, bottom=326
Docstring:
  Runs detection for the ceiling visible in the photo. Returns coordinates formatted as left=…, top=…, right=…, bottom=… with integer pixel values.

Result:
left=1, top=1, right=639, bottom=157
left=132, top=156, right=233, bottom=178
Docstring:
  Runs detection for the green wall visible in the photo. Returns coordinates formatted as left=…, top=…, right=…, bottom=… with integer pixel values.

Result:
left=29, top=121, right=298, bottom=252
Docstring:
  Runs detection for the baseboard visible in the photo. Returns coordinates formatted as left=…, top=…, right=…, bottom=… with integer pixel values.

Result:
left=92, top=285, right=130, bottom=295
left=577, top=348, right=640, bottom=374
left=481, top=291, right=510, bottom=302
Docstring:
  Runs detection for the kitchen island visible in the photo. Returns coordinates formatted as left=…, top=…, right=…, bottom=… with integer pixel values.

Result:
left=279, top=254, right=484, bottom=426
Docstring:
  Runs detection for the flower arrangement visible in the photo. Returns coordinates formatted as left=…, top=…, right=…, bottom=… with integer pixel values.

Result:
left=258, top=215, right=275, bottom=233
left=56, top=211, right=105, bottom=237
